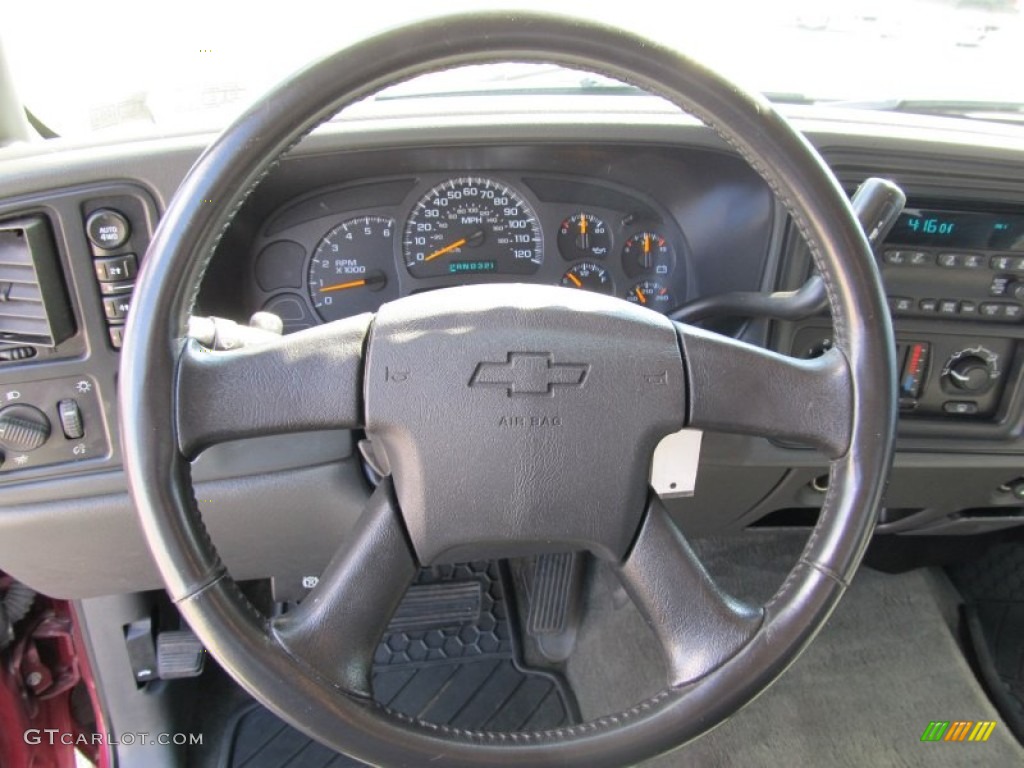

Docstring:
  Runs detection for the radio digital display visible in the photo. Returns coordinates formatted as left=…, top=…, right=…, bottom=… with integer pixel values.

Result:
left=890, top=209, right=1024, bottom=252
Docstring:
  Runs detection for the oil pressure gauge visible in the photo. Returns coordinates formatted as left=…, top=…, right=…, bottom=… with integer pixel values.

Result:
left=558, top=213, right=611, bottom=260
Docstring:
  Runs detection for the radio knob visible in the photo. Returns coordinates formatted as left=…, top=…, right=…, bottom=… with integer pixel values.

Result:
left=946, top=355, right=993, bottom=393
left=0, top=404, right=52, bottom=452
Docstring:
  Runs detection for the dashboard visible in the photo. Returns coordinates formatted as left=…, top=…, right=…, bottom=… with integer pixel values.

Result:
left=248, top=172, right=691, bottom=332
left=196, top=141, right=776, bottom=340
left=2, top=110, right=1024, bottom=599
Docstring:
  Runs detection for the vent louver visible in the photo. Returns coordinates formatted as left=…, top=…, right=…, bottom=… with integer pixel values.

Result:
left=0, top=217, right=74, bottom=347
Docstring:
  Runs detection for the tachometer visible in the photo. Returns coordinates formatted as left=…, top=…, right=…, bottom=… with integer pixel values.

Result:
left=403, top=177, right=543, bottom=277
left=308, top=216, right=397, bottom=322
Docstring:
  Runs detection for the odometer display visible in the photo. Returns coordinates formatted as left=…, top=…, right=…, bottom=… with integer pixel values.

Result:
left=403, top=177, right=543, bottom=277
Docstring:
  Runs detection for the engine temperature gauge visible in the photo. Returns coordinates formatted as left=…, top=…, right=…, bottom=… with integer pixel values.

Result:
left=558, top=213, right=611, bottom=260
left=625, top=280, right=673, bottom=311
left=561, top=262, right=613, bottom=294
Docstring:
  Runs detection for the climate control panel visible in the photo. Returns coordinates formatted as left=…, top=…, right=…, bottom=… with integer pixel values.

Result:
left=892, top=339, right=1011, bottom=418
left=794, top=329, right=1015, bottom=422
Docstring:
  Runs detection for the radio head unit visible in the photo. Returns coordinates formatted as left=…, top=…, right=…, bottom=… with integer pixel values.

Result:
left=883, top=207, right=1024, bottom=323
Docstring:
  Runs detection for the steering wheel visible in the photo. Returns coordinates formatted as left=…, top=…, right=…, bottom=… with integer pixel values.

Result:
left=120, top=12, right=896, bottom=767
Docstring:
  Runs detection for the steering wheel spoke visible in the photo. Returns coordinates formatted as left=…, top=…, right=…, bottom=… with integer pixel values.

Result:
left=271, top=479, right=417, bottom=698
left=121, top=13, right=897, bottom=766
left=618, top=496, right=762, bottom=687
left=678, top=323, right=853, bottom=458
left=175, top=315, right=372, bottom=457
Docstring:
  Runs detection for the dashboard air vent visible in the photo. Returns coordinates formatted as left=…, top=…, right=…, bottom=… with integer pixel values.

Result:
left=0, top=216, right=74, bottom=347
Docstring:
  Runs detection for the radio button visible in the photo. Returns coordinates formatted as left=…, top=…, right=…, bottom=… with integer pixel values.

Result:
left=918, top=298, right=938, bottom=312
left=939, top=300, right=959, bottom=315
left=991, top=255, right=1014, bottom=271
left=959, top=301, right=977, bottom=316
left=991, top=276, right=1011, bottom=296
left=963, top=254, right=987, bottom=269
left=884, top=250, right=907, bottom=265
left=890, top=297, right=914, bottom=313
left=980, top=302, right=1004, bottom=318
left=907, top=251, right=933, bottom=266
left=1005, top=304, right=1023, bottom=320
left=938, top=253, right=961, bottom=268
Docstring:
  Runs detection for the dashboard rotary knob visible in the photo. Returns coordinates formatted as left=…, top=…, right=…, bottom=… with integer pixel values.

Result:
left=945, top=351, right=995, bottom=394
left=0, top=404, right=52, bottom=452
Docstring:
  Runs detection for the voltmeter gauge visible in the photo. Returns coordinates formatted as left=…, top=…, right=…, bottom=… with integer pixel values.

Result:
left=622, top=231, right=674, bottom=277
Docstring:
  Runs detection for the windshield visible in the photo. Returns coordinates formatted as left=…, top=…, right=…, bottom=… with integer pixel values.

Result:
left=4, top=0, right=1022, bottom=139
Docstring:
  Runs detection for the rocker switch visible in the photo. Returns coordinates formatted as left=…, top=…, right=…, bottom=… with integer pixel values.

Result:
left=57, top=399, right=84, bottom=440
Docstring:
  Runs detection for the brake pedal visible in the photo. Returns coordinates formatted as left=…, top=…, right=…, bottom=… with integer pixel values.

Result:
left=156, top=630, right=206, bottom=679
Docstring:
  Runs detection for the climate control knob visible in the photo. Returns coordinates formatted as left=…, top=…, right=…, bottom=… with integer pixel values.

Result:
left=942, top=347, right=1000, bottom=394
left=0, top=404, right=51, bottom=452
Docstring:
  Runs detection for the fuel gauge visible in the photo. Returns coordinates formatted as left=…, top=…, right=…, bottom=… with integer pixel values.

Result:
left=561, top=262, right=613, bottom=294
left=558, top=213, right=611, bottom=260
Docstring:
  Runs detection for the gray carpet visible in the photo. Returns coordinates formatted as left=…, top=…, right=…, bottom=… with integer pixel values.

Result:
left=568, top=530, right=1024, bottom=767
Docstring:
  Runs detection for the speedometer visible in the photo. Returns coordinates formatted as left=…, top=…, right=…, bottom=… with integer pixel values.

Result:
left=403, top=177, right=543, bottom=278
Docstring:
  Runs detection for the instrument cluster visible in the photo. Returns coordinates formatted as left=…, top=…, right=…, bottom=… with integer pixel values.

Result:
left=249, top=173, right=690, bottom=332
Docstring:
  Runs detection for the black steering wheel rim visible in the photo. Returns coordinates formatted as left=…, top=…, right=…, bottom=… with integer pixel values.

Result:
left=120, top=11, right=897, bottom=767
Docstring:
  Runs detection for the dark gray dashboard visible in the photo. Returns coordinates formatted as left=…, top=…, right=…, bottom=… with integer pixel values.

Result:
left=199, top=143, right=774, bottom=335
left=1, top=113, right=1024, bottom=598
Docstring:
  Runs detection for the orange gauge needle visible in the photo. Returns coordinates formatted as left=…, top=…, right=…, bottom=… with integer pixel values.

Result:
left=634, top=286, right=647, bottom=304
left=567, top=272, right=583, bottom=288
left=579, top=215, right=588, bottom=235
left=643, top=234, right=651, bottom=254
left=424, top=237, right=468, bottom=262
left=319, top=278, right=367, bottom=293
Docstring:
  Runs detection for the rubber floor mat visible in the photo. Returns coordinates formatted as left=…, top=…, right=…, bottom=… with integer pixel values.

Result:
left=221, top=561, right=578, bottom=767
left=949, top=541, right=1024, bottom=742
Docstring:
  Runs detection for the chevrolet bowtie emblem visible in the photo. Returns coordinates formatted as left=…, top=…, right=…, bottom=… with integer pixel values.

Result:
left=470, top=353, right=589, bottom=396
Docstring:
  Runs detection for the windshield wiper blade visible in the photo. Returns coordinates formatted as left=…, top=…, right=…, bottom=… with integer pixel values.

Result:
left=376, top=83, right=644, bottom=101
left=762, top=92, right=819, bottom=106
left=824, top=98, right=1024, bottom=123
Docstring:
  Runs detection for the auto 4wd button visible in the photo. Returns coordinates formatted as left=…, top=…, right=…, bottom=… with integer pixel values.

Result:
left=85, top=209, right=131, bottom=250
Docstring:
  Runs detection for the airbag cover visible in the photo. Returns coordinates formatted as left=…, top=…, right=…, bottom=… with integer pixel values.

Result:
left=364, top=284, right=685, bottom=563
